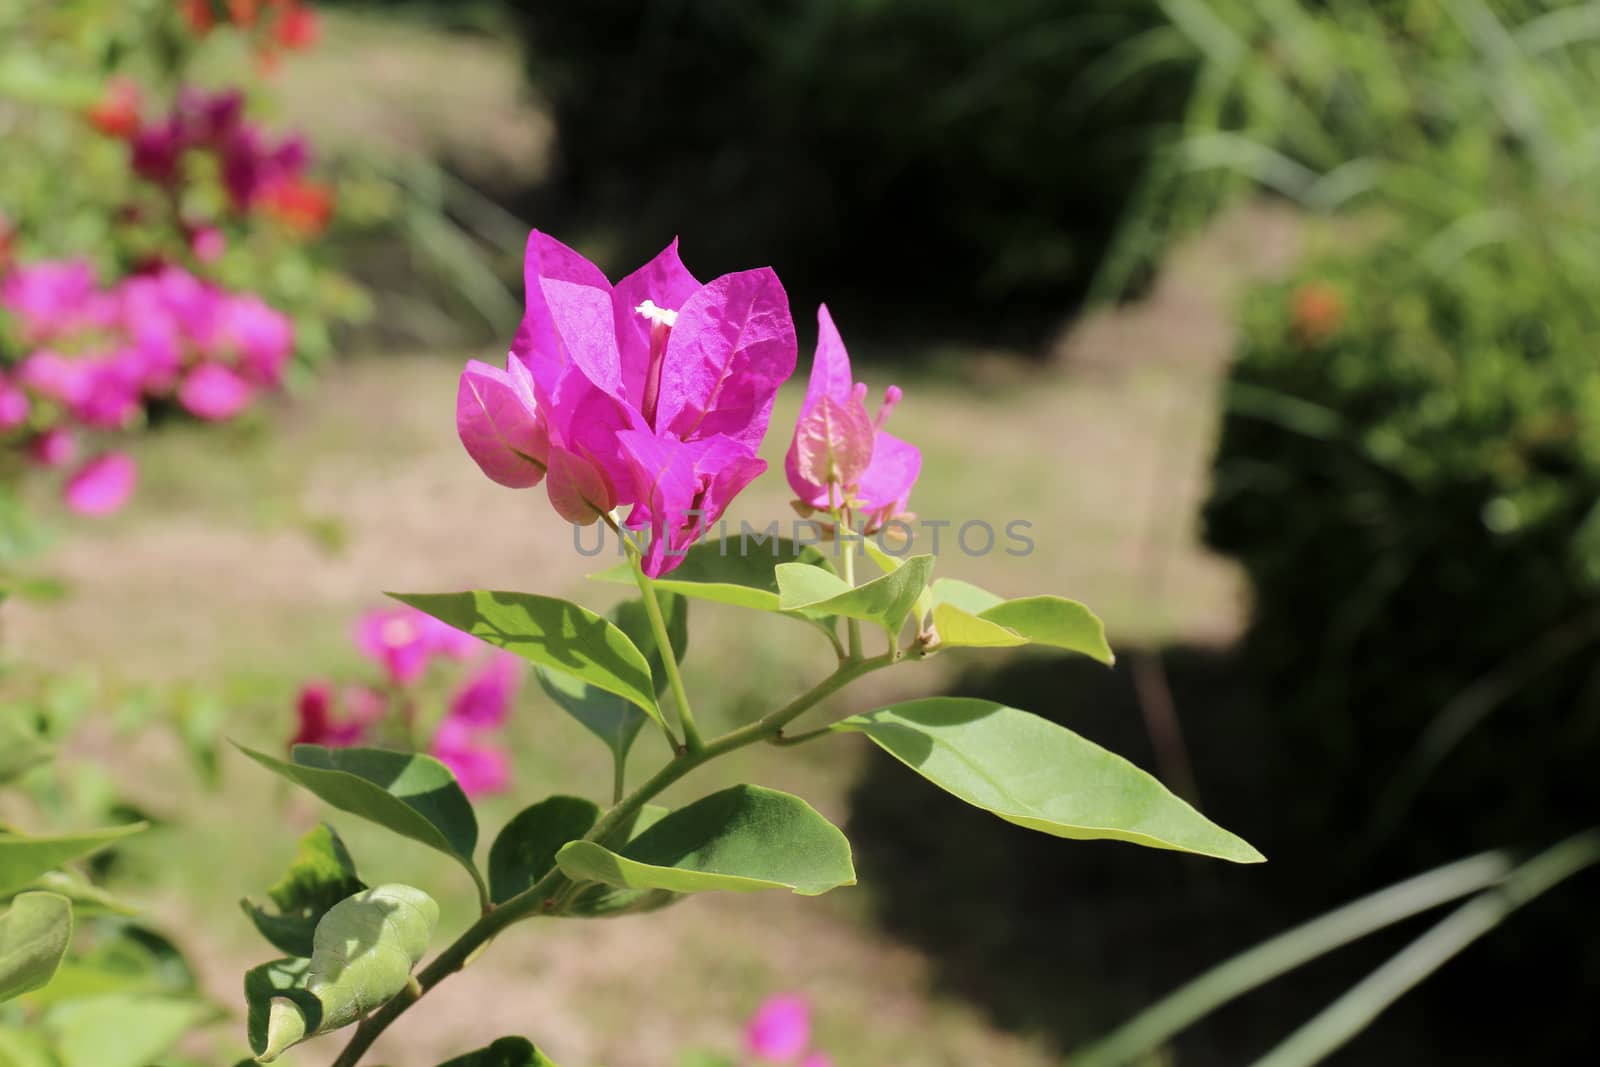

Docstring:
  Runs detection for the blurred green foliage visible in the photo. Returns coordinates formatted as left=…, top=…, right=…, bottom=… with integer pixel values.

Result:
left=511, top=0, right=1195, bottom=346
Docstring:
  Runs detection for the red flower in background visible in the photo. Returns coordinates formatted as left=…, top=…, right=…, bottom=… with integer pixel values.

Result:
left=260, top=178, right=333, bottom=236
left=178, top=0, right=215, bottom=34
left=86, top=79, right=142, bottom=140
left=275, top=4, right=319, bottom=50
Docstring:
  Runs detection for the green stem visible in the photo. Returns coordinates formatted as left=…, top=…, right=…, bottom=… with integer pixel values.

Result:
left=328, top=652, right=897, bottom=1067
left=631, top=560, right=702, bottom=752
left=834, top=503, right=864, bottom=661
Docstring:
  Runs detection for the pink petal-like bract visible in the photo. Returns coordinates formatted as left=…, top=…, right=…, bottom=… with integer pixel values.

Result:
left=786, top=305, right=920, bottom=525
left=618, top=430, right=765, bottom=576
left=179, top=363, right=253, bottom=421
left=457, top=356, right=550, bottom=488
left=545, top=445, right=616, bottom=526
left=63, top=452, right=137, bottom=516
left=354, top=607, right=434, bottom=686
left=0, top=379, right=30, bottom=430
left=611, top=238, right=701, bottom=406
left=656, top=268, right=796, bottom=452
left=791, top=393, right=874, bottom=504
left=743, top=995, right=812, bottom=1062
left=29, top=428, right=78, bottom=469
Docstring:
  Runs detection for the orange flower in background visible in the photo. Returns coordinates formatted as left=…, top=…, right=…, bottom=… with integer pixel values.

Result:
left=261, top=177, right=334, bottom=236
left=1291, top=280, right=1345, bottom=346
left=227, top=0, right=261, bottom=27
left=86, top=79, right=142, bottom=140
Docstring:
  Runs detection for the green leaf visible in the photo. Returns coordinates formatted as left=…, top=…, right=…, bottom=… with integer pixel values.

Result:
left=778, top=554, right=933, bottom=636
left=237, top=745, right=480, bottom=884
left=556, top=786, right=855, bottom=897
left=249, top=884, right=439, bottom=1061
left=488, top=797, right=600, bottom=905
left=565, top=805, right=675, bottom=918
left=0, top=716, right=51, bottom=784
left=592, top=539, right=836, bottom=612
left=930, top=581, right=1114, bottom=664
left=44, top=994, right=211, bottom=1067
left=393, top=591, right=662, bottom=727
left=0, top=824, right=147, bottom=896
left=2, top=870, right=137, bottom=918
left=242, top=824, right=366, bottom=958
left=534, top=593, right=688, bottom=769
left=0, top=892, right=72, bottom=1003
left=437, top=1036, right=561, bottom=1066
left=838, top=699, right=1262, bottom=862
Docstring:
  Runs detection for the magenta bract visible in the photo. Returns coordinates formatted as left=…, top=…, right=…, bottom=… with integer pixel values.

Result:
left=460, top=231, right=797, bottom=574
left=63, top=452, right=137, bottom=516
left=786, top=305, right=921, bottom=530
left=743, top=994, right=813, bottom=1062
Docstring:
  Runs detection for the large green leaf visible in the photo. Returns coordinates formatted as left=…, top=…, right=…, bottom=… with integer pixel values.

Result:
left=565, top=805, right=675, bottom=918
left=837, top=698, right=1263, bottom=863
left=393, top=591, right=662, bottom=727
left=488, top=796, right=600, bottom=905
left=250, top=884, right=439, bottom=1061
left=777, top=554, right=934, bottom=636
left=44, top=994, right=211, bottom=1067
left=930, top=580, right=1114, bottom=664
left=4, top=870, right=137, bottom=918
left=237, top=745, right=480, bottom=882
left=534, top=593, right=688, bottom=769
left=556, top=786, right=855, bottom=897
left=0, top=824, right=146, bottom=896
left=0, top=716, right=51, bottom=784
left=437, top=1036, right=561, bottom=1066
left=242, top=824, right=366, bottom=958
left=0, top=892, right=71, bottom=1003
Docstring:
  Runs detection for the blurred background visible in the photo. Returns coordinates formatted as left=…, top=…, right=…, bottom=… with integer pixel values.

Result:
left=2, top=0, right=1597, bottom=1064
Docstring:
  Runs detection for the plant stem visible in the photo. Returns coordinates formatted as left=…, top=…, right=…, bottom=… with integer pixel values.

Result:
left=329, top=651, right=897, bottom=1067
left=834, top=503, right=864, bottom=661
left=631, top=561, right=702, bottom=752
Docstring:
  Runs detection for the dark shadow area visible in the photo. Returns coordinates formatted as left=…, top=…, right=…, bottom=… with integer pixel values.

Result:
left=501, top=0, right=1193, bottom=356
left=846, top=647, right=1600, bottom=1065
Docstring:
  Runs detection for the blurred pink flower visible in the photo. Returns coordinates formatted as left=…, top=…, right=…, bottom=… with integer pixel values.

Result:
left=290, top=682, right=378, bottom=747
left=447, top=652, right=521, bottom=728
left=430, top=717, right=510, bottom=796
left=223, top=295, right=294, bottom=384
left=354, top=606, right=478, bottom=685
left=466, top=232, right=796, bottom=575
left=0, top=379, right=30, bottom=430
left=17, top=351, right=89, bottom=405
left=179, top=363, right=253, bottom=420
left=191, top=225, right=226, bottom=263
left=28, top=428, right=77, bottom=468
left=786, top=305, right=920, bottom=532
left=1, top=260, right=103, bottom=342
left=743, top=995, right=812, bottom=1062
left=63, top=452, right=136, bottom=516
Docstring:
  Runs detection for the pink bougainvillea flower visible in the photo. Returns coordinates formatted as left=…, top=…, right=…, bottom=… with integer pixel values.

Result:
left=355, top=606, right=478, bottom=685
left=29, top=428, right=77, bottom=469
left=63, top=452, right=137, bottom=516
left=447, top=652, right=522, bottom=729
left=17, top=351, right=89, bottom=405
left=786, top=305, right=921, bottom=531
left=223, top=294, right=295, bottom=384
left=179, top=363, right=253, bottom=421
left=0, top=379, right=30, bottom=430
left=72, top=359, right=143, bottom=429
left=430, top=717, right=511, bottom=796
left=743, top=995, right=812, bottom=1062
left=457, top=354, right=550, bottom=488
left=290, top=682, right=377, bottom=748
left=469, top=232, right=796, bottom=574
left=191, top=225, right=226, bottom=263
left=1, top=259, right=102, bottom=342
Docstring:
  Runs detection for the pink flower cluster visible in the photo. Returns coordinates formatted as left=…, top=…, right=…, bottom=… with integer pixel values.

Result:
left=457, top=231, right=921, bottom=576
left=743, top=995, right=833, bottom=1067
left=131, top=87, right=310, bottom=215
left=291, top=606, right=519, bottom=796
left=0, top=256, right=293, bottom=515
